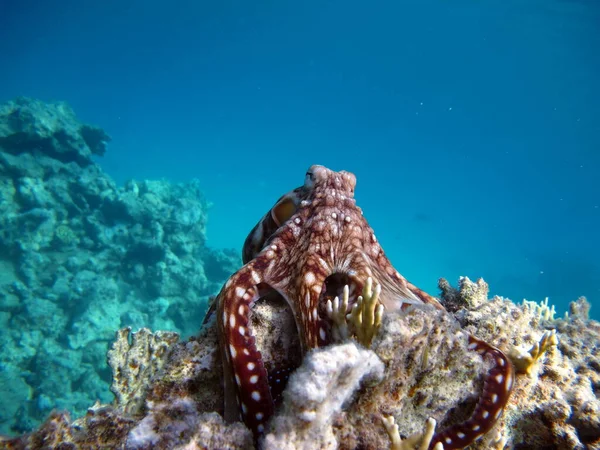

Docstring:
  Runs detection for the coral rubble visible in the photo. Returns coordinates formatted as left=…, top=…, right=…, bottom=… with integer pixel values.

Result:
left=0, top=98, right=239, bottom=435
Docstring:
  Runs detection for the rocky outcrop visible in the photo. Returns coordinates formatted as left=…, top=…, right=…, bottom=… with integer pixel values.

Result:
left=0, top=98, right=239, bottom=434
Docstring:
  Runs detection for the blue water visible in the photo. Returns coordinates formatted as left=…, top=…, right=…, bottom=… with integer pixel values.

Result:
left=1, top=0, right=598, bottom=316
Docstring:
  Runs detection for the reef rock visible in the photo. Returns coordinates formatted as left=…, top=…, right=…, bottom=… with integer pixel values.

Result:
left=2, top=276, right=599, bottom=449
left=0, top=97, right=110, bottom=165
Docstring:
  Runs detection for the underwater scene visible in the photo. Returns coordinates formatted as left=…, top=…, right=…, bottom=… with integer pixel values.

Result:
left=0, top=0, right=598, bottom=449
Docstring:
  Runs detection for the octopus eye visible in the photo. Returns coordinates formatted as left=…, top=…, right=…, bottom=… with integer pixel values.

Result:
left=304, top=171, right=315, bottom=188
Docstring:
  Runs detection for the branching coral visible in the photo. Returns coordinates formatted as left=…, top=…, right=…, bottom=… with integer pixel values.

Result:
left=326, top=284, right=351, bottom=342
left=522, top=297, right=557, bottom=322
left=348, top=277, right=384, bottom=348
left=326, top=277, right=384, bottom=348
left=509, top=329, right=559, bottom=375
left=382, top=415, right=442, bottom=450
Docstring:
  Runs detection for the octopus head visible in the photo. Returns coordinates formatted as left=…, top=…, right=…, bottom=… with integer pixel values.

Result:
left=305, top=165, right=356, bottom=198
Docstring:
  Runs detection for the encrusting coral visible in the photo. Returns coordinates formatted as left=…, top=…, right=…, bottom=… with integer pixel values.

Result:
left=107, top=327, right=180, bottom=415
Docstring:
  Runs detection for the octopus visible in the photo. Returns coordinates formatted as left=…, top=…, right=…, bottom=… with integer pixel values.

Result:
left=214, top=165, right=514, bottom=449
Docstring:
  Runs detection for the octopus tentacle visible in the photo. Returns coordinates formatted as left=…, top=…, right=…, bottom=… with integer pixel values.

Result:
left=429, top=335, right=514, bottom=449
left=219, top=242, right=336, bottom=435
left=217, top=258, right=275, bottom=434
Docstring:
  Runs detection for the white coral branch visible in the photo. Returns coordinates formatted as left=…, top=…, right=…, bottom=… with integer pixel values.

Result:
left=382, top=416, right=443, bottom=450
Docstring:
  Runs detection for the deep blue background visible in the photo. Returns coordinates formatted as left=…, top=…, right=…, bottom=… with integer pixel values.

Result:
left=1, top=0, right=599, bottom=317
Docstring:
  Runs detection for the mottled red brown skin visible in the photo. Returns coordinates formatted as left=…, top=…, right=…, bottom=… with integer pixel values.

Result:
left=215, top=165, right=514, bottom=448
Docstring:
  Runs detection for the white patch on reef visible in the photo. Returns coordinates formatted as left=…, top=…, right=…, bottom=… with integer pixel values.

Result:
left=262, top=343, right=383, bottom=448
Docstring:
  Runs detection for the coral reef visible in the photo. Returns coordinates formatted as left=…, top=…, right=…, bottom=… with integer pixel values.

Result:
left=0, top=98, right=239, bottom=435
left=2, top=276, right=599, bottom=449
left=1, top=99, right=598, bottom=449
